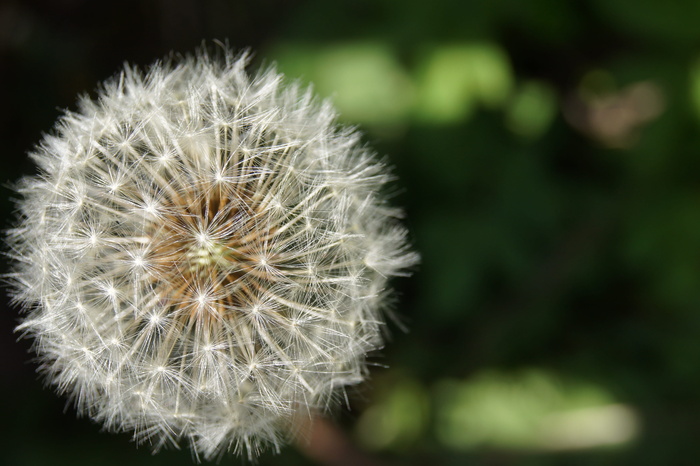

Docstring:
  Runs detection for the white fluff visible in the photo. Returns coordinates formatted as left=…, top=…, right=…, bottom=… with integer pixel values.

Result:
left=7, top=48, right=418, bottom=460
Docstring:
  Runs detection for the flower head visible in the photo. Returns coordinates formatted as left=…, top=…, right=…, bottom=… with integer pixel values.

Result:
left=7, top=49, right=417, bottom=460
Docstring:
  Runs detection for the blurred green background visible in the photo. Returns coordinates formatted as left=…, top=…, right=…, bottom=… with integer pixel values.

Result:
left=2, top=0, right=700, bottom=465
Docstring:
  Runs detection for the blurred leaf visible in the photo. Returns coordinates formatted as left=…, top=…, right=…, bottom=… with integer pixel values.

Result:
left=415, top=43, right=514, bottom=123
left=434, top=369, right=638, bottom=451
left=355, top=376, right=430, bottom=451
left=270, top=42, right=414, bottom=130
left=505, top=80, right=557, bottom=138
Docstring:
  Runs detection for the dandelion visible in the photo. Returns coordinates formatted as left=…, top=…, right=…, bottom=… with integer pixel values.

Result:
left=6, top=48, right=418, bottom=460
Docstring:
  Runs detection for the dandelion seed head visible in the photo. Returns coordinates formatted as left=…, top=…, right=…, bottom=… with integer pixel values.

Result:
left=7, top=47, right=418, bottom=460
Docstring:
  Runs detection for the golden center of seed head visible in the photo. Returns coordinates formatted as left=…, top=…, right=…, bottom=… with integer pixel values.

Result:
left=148, top=187, right=258, bottom=320
left=187, top=234, right=230, bottom=272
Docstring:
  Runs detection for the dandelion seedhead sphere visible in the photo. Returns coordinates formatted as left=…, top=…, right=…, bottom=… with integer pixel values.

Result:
left=8, top=50, right=417, bottom=460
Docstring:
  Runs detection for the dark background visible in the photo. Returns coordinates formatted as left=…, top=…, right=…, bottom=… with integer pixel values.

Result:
left=3, top=0, right=700, bottom=465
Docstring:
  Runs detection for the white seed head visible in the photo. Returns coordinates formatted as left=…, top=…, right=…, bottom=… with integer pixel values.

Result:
left=6, top=49, right=418, bottom=460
